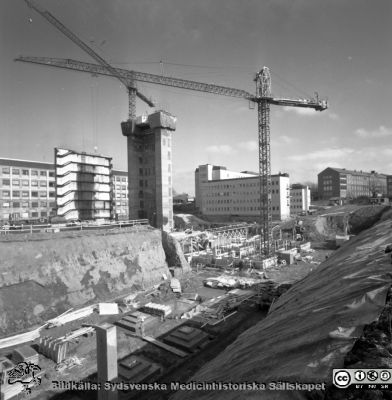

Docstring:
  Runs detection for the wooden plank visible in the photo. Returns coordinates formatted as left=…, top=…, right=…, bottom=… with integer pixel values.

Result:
left=141, top=336, right=188, bottom=358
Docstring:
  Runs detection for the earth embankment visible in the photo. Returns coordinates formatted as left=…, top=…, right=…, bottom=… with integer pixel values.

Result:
left=0, top=226, right=188, bottom=336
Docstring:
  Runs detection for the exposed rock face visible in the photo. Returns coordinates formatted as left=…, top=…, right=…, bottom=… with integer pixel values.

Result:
left=0, top=226, right=172, bottom=335
left=161, top=230, right=191, bottom=276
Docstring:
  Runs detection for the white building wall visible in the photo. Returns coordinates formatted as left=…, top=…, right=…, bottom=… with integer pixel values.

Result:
left=195, top=164, right=290, bottom=221
left=275, top=177, right=290, bottom=220
left=290, top=186, right=311, bottom=214
left=195, top=164, right=213, bottom=209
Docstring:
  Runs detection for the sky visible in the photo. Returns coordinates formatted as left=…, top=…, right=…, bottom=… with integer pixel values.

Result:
left=1, top=0, right=391, bottom=195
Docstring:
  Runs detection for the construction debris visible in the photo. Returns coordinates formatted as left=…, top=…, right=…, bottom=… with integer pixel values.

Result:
left=55, top=356, right=85, bottom=373
left=204, top=275, right=262, bottom=289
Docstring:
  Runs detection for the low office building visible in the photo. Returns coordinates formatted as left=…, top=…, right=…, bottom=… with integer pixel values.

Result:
left=195, top=164, right=290, bottom=220
left=318, top=167, right=388, bottom=200
left=290, top=184, right=311, bottom=215
left=0, top=158, right=56, bottom=223
left=0, top=156, right=129, bottom=223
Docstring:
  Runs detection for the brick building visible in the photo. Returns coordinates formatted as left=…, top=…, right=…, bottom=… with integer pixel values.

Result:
left=318, top=167, right=388, bottom=200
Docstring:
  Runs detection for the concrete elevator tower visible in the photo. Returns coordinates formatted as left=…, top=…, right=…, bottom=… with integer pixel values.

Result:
left=121, top=110, right=177, bottom=232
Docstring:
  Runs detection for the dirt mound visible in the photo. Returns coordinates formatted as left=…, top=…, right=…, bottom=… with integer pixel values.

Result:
left=0, top=226, right=172, bottom=336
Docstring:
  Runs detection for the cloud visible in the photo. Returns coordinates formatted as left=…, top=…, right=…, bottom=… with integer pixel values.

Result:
left=283, top=107, right=320, bottom=116
left=206, top=144, right=235, bottom=154
left=239, top=136, right=295, bottom=150
left=238, top=140, right=258, bottom=151
left=288, top=147, right=355, bottom=161
left=354, top=125, right=392, bottom=138
left=271, top=135, right=296, bottom=146
left=328, top=112, right=339, bottom=120
left=278, top=135, right=295, bottom=144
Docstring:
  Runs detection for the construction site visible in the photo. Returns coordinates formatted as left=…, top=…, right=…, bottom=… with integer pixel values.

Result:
left=1, top=1, right=392, bottom=400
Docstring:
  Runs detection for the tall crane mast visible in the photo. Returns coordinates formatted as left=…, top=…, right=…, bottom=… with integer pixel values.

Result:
left=18, top=2, right=327, bottom=257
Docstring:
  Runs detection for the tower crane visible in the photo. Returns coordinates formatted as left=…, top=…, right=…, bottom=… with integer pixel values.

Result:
left=18, top=1, right=328, bottom=257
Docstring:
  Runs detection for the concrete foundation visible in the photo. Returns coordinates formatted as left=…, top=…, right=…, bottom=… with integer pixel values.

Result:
left=163, top=326, right=209, bottom=352
left=116, top=311, right=157, bottom=336
left=118, top=355, right=161, bottom=384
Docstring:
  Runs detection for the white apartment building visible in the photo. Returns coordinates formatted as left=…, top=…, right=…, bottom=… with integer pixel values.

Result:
left=290, top=184, right=311, bottom=215
left=195, top=164, right=291, bottom=221
left=55, top=148, right=113, bottom=221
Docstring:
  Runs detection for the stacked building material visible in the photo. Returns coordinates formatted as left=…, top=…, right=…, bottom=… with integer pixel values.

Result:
left=141, top=303, right=172, bottom=318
